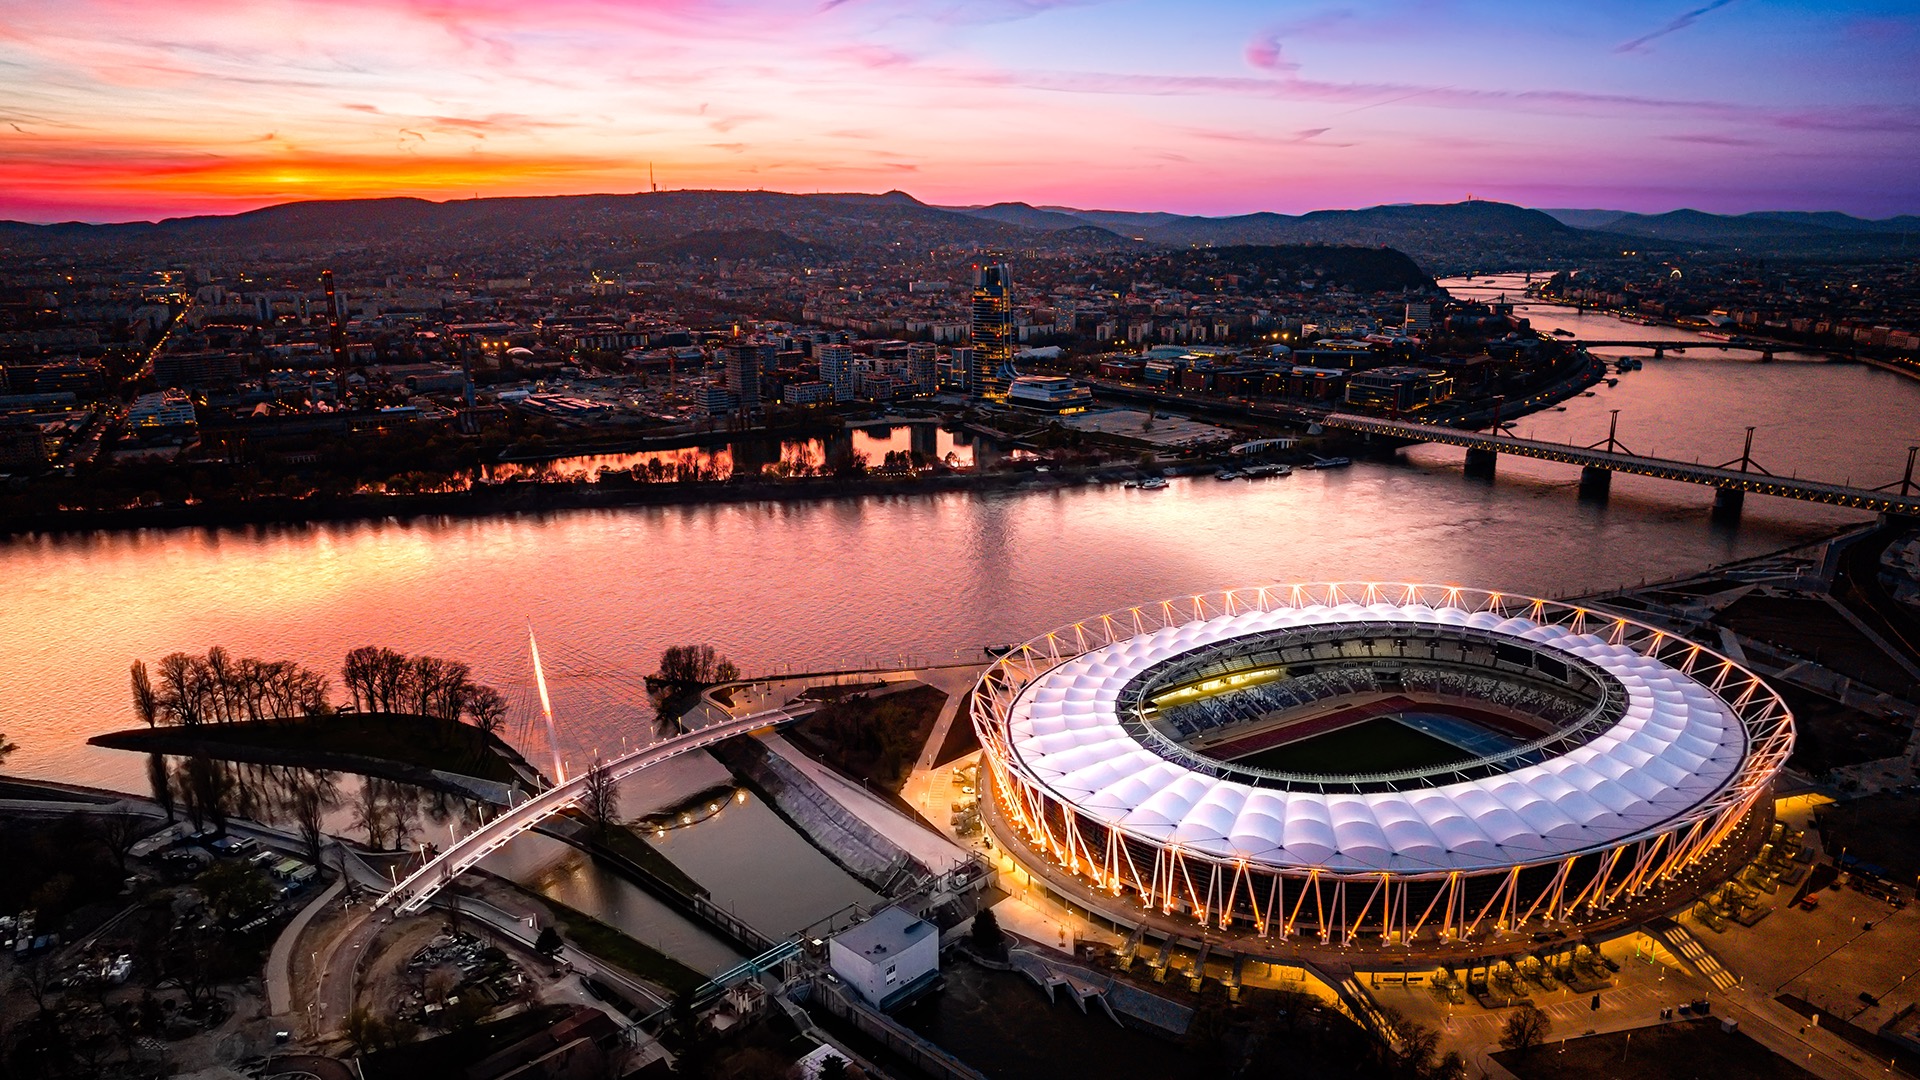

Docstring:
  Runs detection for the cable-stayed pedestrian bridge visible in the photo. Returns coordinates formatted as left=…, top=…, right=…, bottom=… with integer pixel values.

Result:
left=376, top=701, right=813, bottom=914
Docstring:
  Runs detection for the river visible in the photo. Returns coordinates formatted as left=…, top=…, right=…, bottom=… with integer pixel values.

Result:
left=2, top=272, right=1916, bottom=955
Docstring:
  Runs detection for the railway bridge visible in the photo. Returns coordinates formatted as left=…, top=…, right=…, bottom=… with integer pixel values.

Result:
left=1324, top=412, right=1920, bottom=518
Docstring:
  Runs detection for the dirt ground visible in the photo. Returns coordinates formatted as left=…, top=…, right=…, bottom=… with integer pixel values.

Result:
left=1777, top=684, right=1911, bottom=775
left=1816, top=790, right=1920, bottom=882
left=1494, top=1018, right=1820, bottom=1080
left=1717, top=595, right=1916, bottom=696
left=355, top=918, right=448, bottom=1023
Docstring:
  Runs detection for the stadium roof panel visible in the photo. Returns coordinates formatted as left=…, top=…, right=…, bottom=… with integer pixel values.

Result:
left=1001, top=600, right=1758, bottom=876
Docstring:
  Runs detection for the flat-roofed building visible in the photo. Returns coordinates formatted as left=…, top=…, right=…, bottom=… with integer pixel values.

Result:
left=827, top=906, right=939, bottom=1010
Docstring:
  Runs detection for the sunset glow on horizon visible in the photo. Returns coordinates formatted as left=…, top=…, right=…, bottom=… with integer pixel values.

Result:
left=4, top=0, right=1917, bottom=223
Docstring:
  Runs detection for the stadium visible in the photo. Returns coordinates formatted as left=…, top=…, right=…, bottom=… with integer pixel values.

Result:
left=971, top=583, right=1794, bottom=960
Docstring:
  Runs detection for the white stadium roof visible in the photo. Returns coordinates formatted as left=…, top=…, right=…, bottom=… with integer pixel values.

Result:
left=1004, top=601, right=1751, bottom=876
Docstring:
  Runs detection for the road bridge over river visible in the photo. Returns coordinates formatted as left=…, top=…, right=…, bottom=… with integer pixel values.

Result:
left=1324, top=412, right=1920, bottom=518
left=1571, top=338, right=1787, bottom=358
left=376, top=701, right=815, bottom=914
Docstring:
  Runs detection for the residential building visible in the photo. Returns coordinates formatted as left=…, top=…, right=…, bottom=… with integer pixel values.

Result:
left=817, top=343, right=855, bottom=402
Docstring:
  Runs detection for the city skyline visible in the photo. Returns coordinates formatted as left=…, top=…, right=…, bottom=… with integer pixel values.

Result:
left=3, top=0, right=1918, bottom=223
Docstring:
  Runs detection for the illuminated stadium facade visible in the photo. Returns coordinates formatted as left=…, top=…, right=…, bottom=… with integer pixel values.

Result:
left=972, top=584, right=1793, bottom=959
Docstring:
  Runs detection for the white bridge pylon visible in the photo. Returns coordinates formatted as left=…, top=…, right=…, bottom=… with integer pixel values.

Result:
left=376, top=702, right=807, bottom=914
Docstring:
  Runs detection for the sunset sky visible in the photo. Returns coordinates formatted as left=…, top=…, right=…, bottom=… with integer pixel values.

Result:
left=3, top=0, right=1916, bottom=223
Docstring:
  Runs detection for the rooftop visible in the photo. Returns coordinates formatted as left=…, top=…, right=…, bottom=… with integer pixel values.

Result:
left=833, top=905, right=933, bottom=960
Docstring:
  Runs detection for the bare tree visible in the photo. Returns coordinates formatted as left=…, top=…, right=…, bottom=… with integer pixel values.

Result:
left=290, top=771, right=340, bottom=861
left=98, top=807, right=148, bottom=877
left=580, top=758, right=618, bottom=839
left=1498, top=1003, right=1552, bottom=1058
left=0, top=729, right=14, bottom=768
left=147, top=752, right=175, bottom=823
left=156, top=652, right=204, bottom=726
left=182, top=753, right=232, bottom=834
left=386, top=780, right=423, bottom=852
left=464, top=685, right=509, bottom=735
left=352, top=780, right=391, bottom=849
left=205, top=646, right=236, bottom=724
left=343, top=646, right=382, bottom=711
left=130, top=660, right=159, bottom=727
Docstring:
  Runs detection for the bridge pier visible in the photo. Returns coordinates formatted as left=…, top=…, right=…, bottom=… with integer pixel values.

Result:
left=1712, top=486, right=1745, bottom=519
left=1464, top=447, right=1498, bottom=478
left=1578, top=466, right=1612, bottom=500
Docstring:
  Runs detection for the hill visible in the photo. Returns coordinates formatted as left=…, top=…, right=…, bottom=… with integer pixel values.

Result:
left=8, top=189, right=1909, bottom=275
left=0, top=189, right=1109, bottom=264
left=1141, top=244, right=1434, bottom=294
left=1543, top=207, right=1920, bottom=254
left=640, top=227, right=826, bottom=263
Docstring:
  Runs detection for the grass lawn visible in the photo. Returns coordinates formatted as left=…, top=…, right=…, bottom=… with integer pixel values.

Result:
left=932, top=686, right=981, bottom=767
left=1233, top=717, right=1469, bottom=774
left=787, top=683, right=948, bottom=793
left=89, top=712, right=524, bottom=785
left=1494, top=1019, right=1820, bottom=1080
left=548, top=901, right=706, bottom=996
left=586, top=815, right=709, bottom=899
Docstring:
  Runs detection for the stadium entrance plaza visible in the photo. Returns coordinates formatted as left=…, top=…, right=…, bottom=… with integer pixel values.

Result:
left=726, top=667, right=1916, bottom=1080
left=970, top=784, right=1919, bottom=1080
left=1336, top=795, right=1920, bottom=1080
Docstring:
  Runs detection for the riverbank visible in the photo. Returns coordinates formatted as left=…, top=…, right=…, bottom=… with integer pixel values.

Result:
left=88, top=714, right=537, bottom=801
left=1863, top=355, right=1920, bottom=383
left=1, top=362, right=1618, bottom=540
left=0, top=462, right=1151, bottom=538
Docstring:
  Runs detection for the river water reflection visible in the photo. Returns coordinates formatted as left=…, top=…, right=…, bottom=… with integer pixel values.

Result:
left=482, top=421, right=979, bottom=483
left=5, top=292, right=1917, bottom=793
left=5, top=270, right=1916, bottom=971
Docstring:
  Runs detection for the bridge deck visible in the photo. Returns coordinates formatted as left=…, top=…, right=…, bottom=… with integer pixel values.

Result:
left=378, top=703, right=812, bottom=913
left=1325, top=413, right=1920, bottom=515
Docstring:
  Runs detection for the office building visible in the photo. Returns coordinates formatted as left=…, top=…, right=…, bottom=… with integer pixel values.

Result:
left=969, top=263, right=1015, bottom=399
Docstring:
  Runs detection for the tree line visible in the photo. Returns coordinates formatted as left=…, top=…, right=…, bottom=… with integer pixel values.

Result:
left=130, top=644, right=509, bottom=732
left=341, top=645, right=507, bottom=730
left=129, top=647, right=330, bottom=727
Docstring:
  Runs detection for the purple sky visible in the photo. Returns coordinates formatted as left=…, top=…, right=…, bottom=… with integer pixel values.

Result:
left=2, top=0, right=1916, bottom=222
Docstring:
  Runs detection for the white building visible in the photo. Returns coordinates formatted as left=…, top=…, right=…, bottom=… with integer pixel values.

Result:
left=1006, top=375, right=1092, bottom=412
left=128, top=389, right=197, bottom=430
left=827, top=907, right=938, bottom=1010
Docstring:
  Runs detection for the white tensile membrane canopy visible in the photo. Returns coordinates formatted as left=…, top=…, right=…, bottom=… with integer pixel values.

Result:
left=1004, top=602, right=1748, bottom=876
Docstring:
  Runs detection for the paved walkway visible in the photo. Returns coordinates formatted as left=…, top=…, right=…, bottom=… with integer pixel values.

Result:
left=266, top=879, right=346, bottom=1015
left=1377, top=922, right=1910, bottom=1080
left=759, top=731, right=970, bottom=874
left=909, top=665, right=989, bottom=773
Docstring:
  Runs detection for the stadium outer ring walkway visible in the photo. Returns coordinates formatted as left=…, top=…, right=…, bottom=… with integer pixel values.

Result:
left=375, top=703, right=807, bottom=915
left=971, top=582, right=1795, bottom=962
